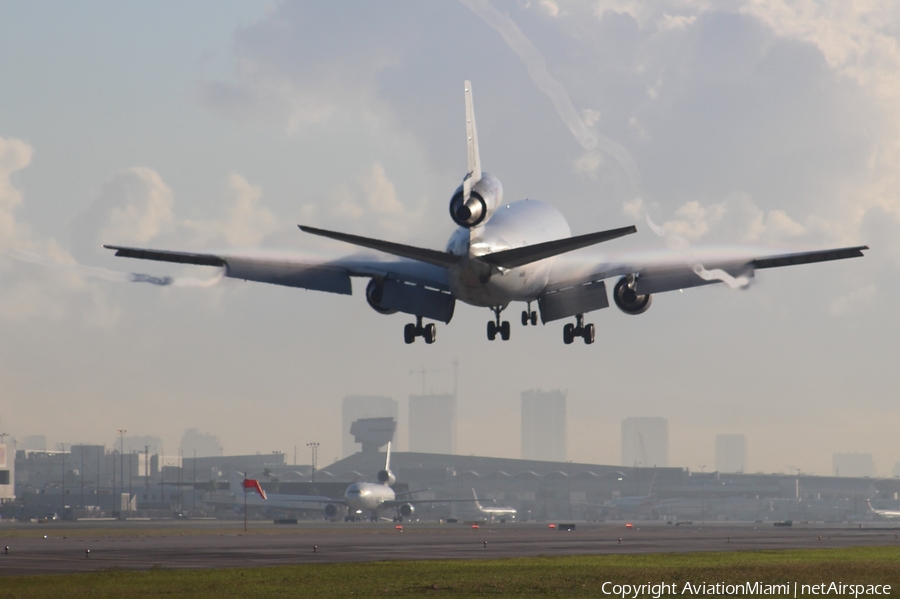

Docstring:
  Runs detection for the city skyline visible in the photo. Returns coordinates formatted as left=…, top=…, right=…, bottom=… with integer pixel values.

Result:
left=1, top=1, right=897, bottom=476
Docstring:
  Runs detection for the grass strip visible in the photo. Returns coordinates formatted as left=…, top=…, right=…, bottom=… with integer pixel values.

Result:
left=1, top=546, right=898, bottom=598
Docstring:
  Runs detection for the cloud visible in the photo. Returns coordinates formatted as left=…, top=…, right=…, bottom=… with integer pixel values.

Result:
left=183, top=173, right=278, bottom=247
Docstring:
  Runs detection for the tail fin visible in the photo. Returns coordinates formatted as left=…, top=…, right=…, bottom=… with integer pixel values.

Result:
left=472, top=488, right=483, bottom=511
left=384, top=441, right=392, bottom=472
left=462, top=80, right=482, bottom=202
left=229, top=471, right=244, bottom=495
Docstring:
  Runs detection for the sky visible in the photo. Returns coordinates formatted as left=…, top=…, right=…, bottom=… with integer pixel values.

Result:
left=1, top=0, right=898, bottom=476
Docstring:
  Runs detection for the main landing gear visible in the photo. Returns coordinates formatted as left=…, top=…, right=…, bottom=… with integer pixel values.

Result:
left=487, top=306, right=510, bottom=341
left=563, top=313, right=595, bottom=345
left=404, top=315, right=436, bottom=344
left=521, top=302, right=538, bottom=326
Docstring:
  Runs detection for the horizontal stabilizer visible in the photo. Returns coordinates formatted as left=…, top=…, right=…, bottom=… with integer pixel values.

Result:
left=751, top=246, right=868, bottom=269
left=481, top=225, right=637, bottom=269
left=103, top=245, right=225, bottom=267
left=299, top=225, right=460, bottom=268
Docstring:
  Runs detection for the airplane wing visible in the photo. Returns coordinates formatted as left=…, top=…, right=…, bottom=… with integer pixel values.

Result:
left=103, top=245, right=452, bottom=318
left=538, top=244, right=868, bottom=323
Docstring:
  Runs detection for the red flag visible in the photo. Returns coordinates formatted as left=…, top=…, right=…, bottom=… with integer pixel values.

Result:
left=242, top=478, right=267, bottom=500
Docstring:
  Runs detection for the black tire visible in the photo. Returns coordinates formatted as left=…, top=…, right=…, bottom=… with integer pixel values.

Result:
left=583, top=323, right=595, bottom=345
left=500, top=320, right=510, bottom=340
left=424, top=323, right=436, bottom=344
left=404, top=323, right=416, bottom=344
left=530, top=311, right=538, bottom=326
left=563, top=323, right=574, bottom=345
left=521, top=310, right=529, bottom=326
left=487, top=320, right=497, bottom=341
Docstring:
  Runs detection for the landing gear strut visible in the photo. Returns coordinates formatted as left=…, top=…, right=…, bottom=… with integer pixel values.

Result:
left=487, top=306, right=510, bottom=341
left=404, top=316, right=436, bottom=344
left=521, top=302, right=538, bottom=326
left=563, top=314, right=595, bottom=345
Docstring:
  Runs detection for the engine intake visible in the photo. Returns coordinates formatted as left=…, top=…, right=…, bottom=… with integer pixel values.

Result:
left=366, top=279, right=397, bottom=315
left=613, top=277, right=652, bottom=315
left=449, top=174, right=502, bottom=228
left=399, top=504, right=415, bottom=517
left=324, top=504, right=339, bottom=518
left=377, top=469, right=396, bottom=486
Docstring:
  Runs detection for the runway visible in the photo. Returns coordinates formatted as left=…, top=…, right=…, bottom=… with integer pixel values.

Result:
left=1, top=520, right=899, bottom=576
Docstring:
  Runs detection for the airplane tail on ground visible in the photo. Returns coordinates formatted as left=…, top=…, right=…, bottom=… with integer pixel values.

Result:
left=472, top=488, right=483, bottom=511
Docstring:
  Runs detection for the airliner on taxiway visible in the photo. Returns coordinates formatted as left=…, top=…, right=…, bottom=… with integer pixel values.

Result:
left=106, top=82, right=867, bottom=344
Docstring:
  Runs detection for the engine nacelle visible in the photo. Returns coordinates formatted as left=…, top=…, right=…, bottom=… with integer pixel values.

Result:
left=449, top=174, right=502, bottom=228
left=324, top=504, right=340, bottom=518
left=613, top=277, right=652, bottom=315
left=365, top=278, right=397, bottom=315
left=377, top=469, right=396, bottom=486
left=399, top=503, right=415, bottom=517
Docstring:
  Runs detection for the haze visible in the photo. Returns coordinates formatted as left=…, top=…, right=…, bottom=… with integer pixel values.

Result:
left=0, top=1, right=897, bottom=476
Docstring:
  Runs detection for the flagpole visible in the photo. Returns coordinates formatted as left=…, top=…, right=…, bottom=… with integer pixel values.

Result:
left=243, top=471, right=247, bottom=533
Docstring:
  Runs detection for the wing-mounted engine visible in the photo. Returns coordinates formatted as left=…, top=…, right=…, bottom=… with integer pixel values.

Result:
left=324, top=504, right=340, bottom=518
left=613, top=276, right=652, bottom=315
left=365, top=278, right=398, bottom=315
left=399, top=503, right=415, bottom=517
left=449, top=174, right=503, bottom=228
left=376, top=469, right=396, bottom=486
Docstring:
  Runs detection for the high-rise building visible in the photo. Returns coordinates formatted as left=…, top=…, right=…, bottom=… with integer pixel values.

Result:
left=180, top=429, right=222, bottom=458
left=0, top=442, right=13, bottom=501
left=621, top=417, right=668, bottom=467
left=408, top=394, right=456, bottom=454
left=342, top=396, right=398, bottom=457
left=833, top=453, right=875, bottom=477
left=715, top=434, right=747, bottom=473
left=521, top=389, right=566, bottom=462
left=19, top=435, right=46, bottom=451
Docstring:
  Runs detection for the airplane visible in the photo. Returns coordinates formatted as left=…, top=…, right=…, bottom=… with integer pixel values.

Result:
left=204, top=473, right=333, bottom=516
left=867, top=500, right=900, bottom=520
left=471, top=488, right=516, bottom=521
left=104, top=81, right=868, bottom=345
left=320, top=443, right=479, bottom=522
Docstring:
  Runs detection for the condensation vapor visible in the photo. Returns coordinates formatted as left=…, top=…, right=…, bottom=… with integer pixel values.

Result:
left=460, top=0, right=642, bottom=193
left=8, top=248, right=224, bottom=288
left=642, top=214, right=751, bottom=289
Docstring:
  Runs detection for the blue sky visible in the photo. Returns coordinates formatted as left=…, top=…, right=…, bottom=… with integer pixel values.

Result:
left=1, top=1, right=897, bottom=475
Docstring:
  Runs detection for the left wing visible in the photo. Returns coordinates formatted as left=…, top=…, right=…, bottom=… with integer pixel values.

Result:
left=538, top=245, right=868, bottom=323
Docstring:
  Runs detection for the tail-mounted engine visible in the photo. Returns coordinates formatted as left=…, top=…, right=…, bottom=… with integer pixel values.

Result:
left=377, top=469, right=396, bottom=486
left=449, top=174, right=502, bottom=228
left=399, top=504, right=415, bottom=517
left=613, top=276, right=652, bottom=315
left=365, top=278, right=397, bottom=315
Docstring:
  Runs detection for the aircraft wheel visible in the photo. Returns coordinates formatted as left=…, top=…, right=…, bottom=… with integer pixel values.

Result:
left=530, top=311, right=538, bottom=326
left=563, top=323, right=575, bottom=345
left=521, top=310, right=529, bottom=326
left=500, top=320, right=510, bottom=340
left=424, top=323, right=436, bottom=344
left=583, top=323, right=595, bottom=345
left=404, top=323, right=416, bottom=344
left=487, top=320, right=497, bottom=340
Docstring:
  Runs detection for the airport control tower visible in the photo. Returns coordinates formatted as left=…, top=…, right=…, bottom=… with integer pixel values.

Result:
left=349, top=417, right=396, bottom=456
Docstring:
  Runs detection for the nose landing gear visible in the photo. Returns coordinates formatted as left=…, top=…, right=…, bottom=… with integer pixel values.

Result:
left=563, top=314, right=595, bottom=345
left=487, top=306, right=510, bottom=340
left=404, top=316, right=437, bottom=344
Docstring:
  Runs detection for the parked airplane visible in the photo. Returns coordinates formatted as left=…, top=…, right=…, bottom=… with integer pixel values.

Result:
left=105, top=81, right=867, bottom=345
left=472, top=488, right=516, bottom=521
left=867, top=500, right=900, bottom=520
left=205, top=473, right=332, bottom=516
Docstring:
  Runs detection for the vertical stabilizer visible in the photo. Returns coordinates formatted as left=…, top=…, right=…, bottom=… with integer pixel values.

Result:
left=463, top=80, right=482, bottom=201
left=384, top=441, right=392, bottom=472
left=472, top=488, right=483, bottom=511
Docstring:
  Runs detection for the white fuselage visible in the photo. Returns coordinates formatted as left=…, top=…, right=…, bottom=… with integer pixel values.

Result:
left=445, top=185, right=571, bottom=307
left=345, top=481, right=395, bottom=514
